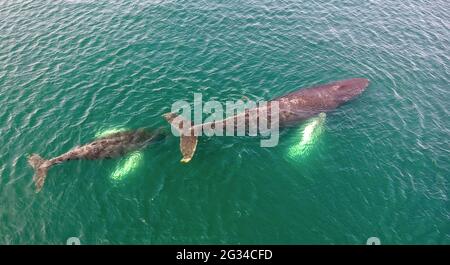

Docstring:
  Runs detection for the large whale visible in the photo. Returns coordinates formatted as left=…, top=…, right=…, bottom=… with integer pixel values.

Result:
left=164, top=78, right=369, bottom=162
left=28, top=128, right=167, bottom=192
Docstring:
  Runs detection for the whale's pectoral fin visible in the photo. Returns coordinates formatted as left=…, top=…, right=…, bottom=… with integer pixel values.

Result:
left=163, top=112, right=198, bottom=163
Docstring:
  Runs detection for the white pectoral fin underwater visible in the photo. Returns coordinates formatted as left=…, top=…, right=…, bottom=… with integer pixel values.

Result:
left=95, top=127, right=129, bottom=139
left=27, top=127, right=167, bottom=192
left=110, top=151, right=144, bottom=182
left=286, top=112, right=326, bottom=159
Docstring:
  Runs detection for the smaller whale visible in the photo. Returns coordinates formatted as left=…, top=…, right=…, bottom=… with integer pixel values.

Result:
left=28, top=127, right=167, bottom=192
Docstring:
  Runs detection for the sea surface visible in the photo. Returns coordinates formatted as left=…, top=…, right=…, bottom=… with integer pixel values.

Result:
left=0, top=0, right=448, bottom=244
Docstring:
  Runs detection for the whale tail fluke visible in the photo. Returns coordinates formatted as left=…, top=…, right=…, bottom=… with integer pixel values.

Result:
left=179, top=135, right=198, bottom=163
left=163, top=112, right=198, bottom=163
left=28, top=154, right=51, bottom=193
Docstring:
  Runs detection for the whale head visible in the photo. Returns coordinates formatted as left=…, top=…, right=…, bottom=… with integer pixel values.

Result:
left=332, top=78, right=369, bottom=104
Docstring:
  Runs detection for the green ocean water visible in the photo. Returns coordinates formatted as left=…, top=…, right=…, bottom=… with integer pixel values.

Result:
left=0, top=0, right=448, bottom=244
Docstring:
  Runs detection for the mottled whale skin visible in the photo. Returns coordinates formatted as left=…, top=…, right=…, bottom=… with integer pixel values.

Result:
left=275, top=77, right=369, bottom=125
left=164, top=78, right=369, bottom=162
left=28, top=128, right=166, bottom=192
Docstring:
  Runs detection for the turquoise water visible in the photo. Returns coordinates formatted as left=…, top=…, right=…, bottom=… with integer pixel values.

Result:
left=0, top=0, right=448, bottom=244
